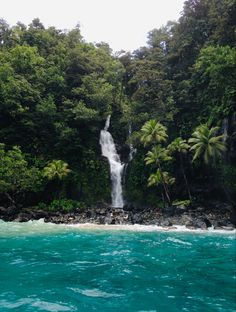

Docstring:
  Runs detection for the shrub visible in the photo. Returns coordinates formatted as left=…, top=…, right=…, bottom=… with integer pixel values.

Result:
left=0, top=144, right=43, bottom=206
left=37, top=199, right=85, bottom=213
left=172, top=199, right=191, bottom=207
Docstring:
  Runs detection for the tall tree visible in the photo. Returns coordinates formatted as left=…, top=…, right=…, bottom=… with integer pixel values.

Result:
left=0, top=144, right=42, bottom=206
left=43, top=160, right=71, bottom=180
left=189, top=124, right=226, bottom=164
left=168, top=137, right=192, bottom=201
left=148, top=169, right=175, bottom=208
left=145, top=145, right=173, bottom=206
left=140, top=120, right=168, bottom=146
left=192, top=45, right=236, bottom=124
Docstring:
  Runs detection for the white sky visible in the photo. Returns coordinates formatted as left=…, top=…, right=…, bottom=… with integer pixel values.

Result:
left=1, top=0, right=185, bottom=52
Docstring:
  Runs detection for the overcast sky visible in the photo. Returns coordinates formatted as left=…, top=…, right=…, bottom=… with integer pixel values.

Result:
left=1, top=0, right=185, bottom=52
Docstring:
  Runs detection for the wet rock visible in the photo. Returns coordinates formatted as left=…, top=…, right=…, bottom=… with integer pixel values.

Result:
left=31, top=210, right=48, bottom=220
left=165, top=206, right=175, bottom=217
left=131, top=213, right=143, bottom=224
left=193, top=219, right=207, bottom=229
left=220, top=226, right=235, bottom=231
left=203, top=218, right=212, bottom=228
left=230, top=207, right=236, bottom=225
left=104, top=215, right=113, bottom=224
left=196, top=206, right=205, bottom=212
left=214, top=220, right=228, bottom=227
left=149, top=218, right=160, bottom=225
left=180, top=214, right=194, bottom=226
left=7, top=205, right=19, bottom=216
left=186, top=225, right=196, bottom=230
left=98, top=208, right=106, bottom=215
left=0, top=201, right=234, bottom=228
left=86, top=210, right=94, bottom=219
left=98, top=216, right=105, bottom=224
left=14, top=212, right=32, bottom=222
left=0, top=206, right=7, bottom=215
left=161, top=220, right=173, bottom=227
left=114, top=218, right=123, bottom=225
left=175, top=205, right=187, bottom=214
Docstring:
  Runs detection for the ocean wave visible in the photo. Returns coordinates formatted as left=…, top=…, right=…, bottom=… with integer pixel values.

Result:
left=166, top=237, right=192, bottom=245
left=0, top=220, right=235, bottom=235
left=0, top=298, right=75, bottom=311
left=69, top=287, right=123, bottom=298
left=68, top=223, right=236, bottom=235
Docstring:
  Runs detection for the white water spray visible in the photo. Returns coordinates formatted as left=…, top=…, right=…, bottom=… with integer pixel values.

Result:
left=128, top=124, right=136, bottom=161
left=100, top=116, right=124, bottom=208
left=222, top=118, right=228, bottom=143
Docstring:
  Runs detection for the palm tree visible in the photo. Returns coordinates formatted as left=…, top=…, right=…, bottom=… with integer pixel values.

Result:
left=148, top=170, right=174, bottom=187
left=145, top=146, right=172, bottom=166
left=145, top=146, right=172, bottom=206
left=168, top=137, right=192, bottom=201
left=43, top=160, right=71, bottom=180
left=168, top=137, right=189, bottom=155
left=43, top=160, right=71, bottom=199
left=148, top=169, right=175, bottom=208
left=188, top=124, right=226, bottom=164
left=140, top=119, right=168, bottom=146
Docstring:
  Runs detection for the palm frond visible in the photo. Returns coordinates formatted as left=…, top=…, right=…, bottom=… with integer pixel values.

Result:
left=189, top=124, right=226, bottom=164
left=140, top=119, right=168, bottom=146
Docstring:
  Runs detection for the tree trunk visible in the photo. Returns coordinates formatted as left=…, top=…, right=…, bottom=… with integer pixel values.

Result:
left=5, top=192, right=16, bottom=206
left=161, top=192, right=166, bottom=209
left=180, top=153, right=192, bottom=202
left=158, top=164, right=172, bottom=207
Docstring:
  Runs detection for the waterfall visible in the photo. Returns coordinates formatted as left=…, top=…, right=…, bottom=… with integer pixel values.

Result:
left=222, top=118, right=228, bottom=143
left=99, top=116, right=124, bottom=208
left=128, top=124, right=136, bottom=161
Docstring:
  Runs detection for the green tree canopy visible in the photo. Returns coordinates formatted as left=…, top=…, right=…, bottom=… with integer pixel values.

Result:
left=192, top=45, right=236, bottom=123
left=168, top=137, right=190, bottom=155
left=43, top=160, right=71, bottom=180
left=140, top=120, right=168, bottom=146
left=148, top=169, right=175, bottom=188
left=189, top=124, right=226, bottom=164
left=0, top=144, right=42, bottom=205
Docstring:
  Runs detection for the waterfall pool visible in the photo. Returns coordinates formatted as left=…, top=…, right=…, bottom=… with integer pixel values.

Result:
left=0, top=220, right=235, bottom=312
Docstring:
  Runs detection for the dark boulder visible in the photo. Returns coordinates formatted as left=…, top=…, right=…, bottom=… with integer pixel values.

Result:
left=203, top=218, right=212, bottom=228
left=161, top=219, right=173, bottom=227
left=193, top=219, right=208, bottom=229
left=230, top=207, right=236, bottom=225
left=131, top=213, right=143, bottom=224
left=123, top=203, right=136, bottom=211
left=14, top=212, right=32, bottom=222
left=180, top=214, right=194, bottom=227
left=7, top=205, right=19, bottom=216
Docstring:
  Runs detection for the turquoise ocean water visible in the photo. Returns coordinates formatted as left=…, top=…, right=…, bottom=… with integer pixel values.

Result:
left=0, top=221, right=235, bottom=312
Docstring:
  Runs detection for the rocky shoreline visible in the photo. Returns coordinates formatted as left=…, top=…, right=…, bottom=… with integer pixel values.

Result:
left=0, top=202, right=235, bottom=231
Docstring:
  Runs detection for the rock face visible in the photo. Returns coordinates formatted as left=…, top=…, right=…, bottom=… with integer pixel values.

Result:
left=0, top=202, right=235, bottom=230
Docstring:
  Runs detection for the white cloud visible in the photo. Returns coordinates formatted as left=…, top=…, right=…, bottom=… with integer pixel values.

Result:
left=1, top=0, right=185, bottom=51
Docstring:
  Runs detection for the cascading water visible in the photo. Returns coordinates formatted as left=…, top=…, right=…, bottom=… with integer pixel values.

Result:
left=222, top=118, right=228, bottom=143
left=99, top=116, right=124, bottom=208
left=128, top=124, right=136, bottom=161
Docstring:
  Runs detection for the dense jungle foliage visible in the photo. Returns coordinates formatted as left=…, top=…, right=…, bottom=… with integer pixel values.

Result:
left=0, top=0, right=235, bottom=210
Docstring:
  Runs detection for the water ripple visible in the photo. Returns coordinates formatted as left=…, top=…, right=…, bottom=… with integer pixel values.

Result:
left=69, top=287, right=123, bottom=298
left=0, top=221, right=235, bottom=312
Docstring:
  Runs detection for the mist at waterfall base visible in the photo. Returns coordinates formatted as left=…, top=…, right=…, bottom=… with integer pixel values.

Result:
left=99, top=116, right=124, bottom=208
left=0, top=221, right=235, bottom=312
